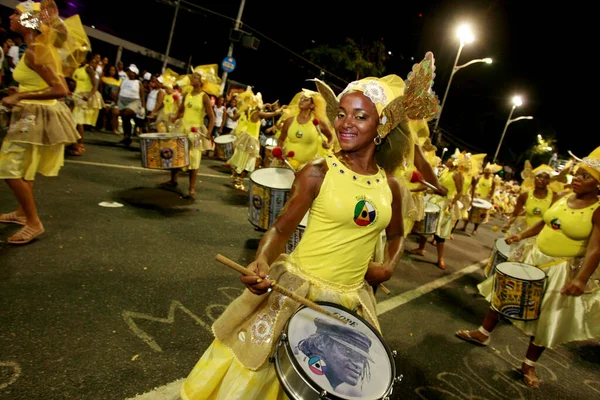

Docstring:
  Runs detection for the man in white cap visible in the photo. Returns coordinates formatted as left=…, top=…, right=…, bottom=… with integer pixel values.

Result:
left=113, top=64, right=145, bottom=146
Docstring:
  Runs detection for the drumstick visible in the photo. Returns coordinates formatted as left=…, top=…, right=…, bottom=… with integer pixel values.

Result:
left=215, top=254, right=347, bottom=324
left=379, top=283, right=391, bottom=295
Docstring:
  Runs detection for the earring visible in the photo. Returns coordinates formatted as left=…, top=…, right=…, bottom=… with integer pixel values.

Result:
left=374, top=134, right=382, bottom=145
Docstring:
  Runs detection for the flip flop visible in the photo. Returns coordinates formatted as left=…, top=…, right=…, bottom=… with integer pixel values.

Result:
left=0, top=211, right=26, bottom=226
left=455, top=330, right=490, bottom=346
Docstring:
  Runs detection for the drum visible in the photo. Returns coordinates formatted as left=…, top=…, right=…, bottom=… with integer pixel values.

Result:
left=274, top=302, right=400, bottom=400
left=286, top=211, right=309, bottom=254
left=491, top=262, right=547, bottom=321
left=263, top=146, right=276, bottom=168
left=214, top=134, right=236, bottom=160
left=484, top=238, right=512, bottom=277
left=249, top=167, right=295, bottom=230
left=139, top=133, right=189, bottom=169
left=470, top=198, right=493, bottom=223
left=412, top=202, right=441, bottom=235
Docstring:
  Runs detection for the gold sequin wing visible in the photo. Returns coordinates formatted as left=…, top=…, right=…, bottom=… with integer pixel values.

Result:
left=403, top=51, right=440, bottom=121
left=379, top=96, right=406, bottom=138
left=309, top=78, right=338, bottom=126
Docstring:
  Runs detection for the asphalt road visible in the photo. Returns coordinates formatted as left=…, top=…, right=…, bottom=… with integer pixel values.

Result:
left=1, top=131, right=598, bottom=400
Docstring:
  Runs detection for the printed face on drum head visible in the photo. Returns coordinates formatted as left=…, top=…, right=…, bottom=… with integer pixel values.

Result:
left=334, top=92, right=379, bottom=153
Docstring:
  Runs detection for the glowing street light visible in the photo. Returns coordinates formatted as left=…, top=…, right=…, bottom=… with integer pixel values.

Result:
left=493, top=95, right=534, bottom=162
left=434, top=24, right=493, bottom=140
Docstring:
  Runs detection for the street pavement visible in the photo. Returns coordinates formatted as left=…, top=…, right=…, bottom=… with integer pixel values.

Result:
left=1, top=131, right=598, bottom=400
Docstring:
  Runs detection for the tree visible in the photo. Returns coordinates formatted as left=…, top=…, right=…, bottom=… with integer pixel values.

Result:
left=303, top=38, right=388, bottom=81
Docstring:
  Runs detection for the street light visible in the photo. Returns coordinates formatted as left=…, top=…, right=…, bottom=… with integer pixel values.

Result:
left=441, top=147, right=448, bottom=159
left=492, top=95, right=534, bottom=162
left=433, top=24, right=493, bottom=139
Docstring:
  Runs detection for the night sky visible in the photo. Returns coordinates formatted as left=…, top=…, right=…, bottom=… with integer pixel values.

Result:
left=1, top=1, right=585, bottom=169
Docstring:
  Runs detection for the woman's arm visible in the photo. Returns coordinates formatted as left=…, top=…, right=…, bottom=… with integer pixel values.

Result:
left=241, top=160, right=327, bottom=294
left=252, top=109, right=282, bottom=122
left=150, top=89, right=165, bottom=116
left=202, top=93, right=215, bottom=134
left=451, top=171, right=464, bottom=206
left=319, top=121, right=334, bottom=148
left=174, top=95, right=185, bottom=121
left=413, top=144, right=447, bottom=196
left=506, top=220, right=545, bottom=244
left=86, top=65, right=98, bottom=95
left=504, top=192, right=528, bottom=229
left=562, top=207, right=600, bottom=296
left=277, top=116, right=293, bottom=146
left=2, top=49, right=67, bottom=106
left=365, top=174, right=405, bottom=286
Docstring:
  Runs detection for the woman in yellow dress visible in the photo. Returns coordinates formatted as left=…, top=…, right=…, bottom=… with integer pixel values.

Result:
left=70, top=53, right=103, bottom=155
left=456, top=146, right=600, bottom=388
left=180, top=53, right=440, bottom=400
left=160, top=71, right=215, bottom=199
left=0, top=0, right=88, bottom=244
left=409, top=154, right=465, bottom=269
left=276, top=89, right=334, bottom=171
left=228, top=89, right=284, bottom=191
left=459, top=164, right=496, bottom=235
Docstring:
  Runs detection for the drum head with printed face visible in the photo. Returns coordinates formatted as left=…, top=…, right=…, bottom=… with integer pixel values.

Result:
left=495, top=262, right=546, bottom=281
left=214, top=134, right=236, bottom=144
left=287, top=303, right=393, bottom=400
left=250, top=167, right=295, bottom=189
left=494, top=238, right=511, bottom=257
left=424, top=202, right=441, bottom=214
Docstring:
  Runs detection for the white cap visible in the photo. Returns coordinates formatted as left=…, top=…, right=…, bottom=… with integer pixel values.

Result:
left=143, top=72, right=152, bottom=81
left=157, top=76, right=164, bottom=84
left=128, top=64, right=139, bottom=75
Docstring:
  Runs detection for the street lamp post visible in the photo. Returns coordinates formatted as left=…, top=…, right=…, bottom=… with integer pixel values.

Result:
left=434, top=24, right=492, bottom=145
left=492, top=95, right=533, bottom=162
left=162, top=0, right=181, bottom=72
left=220, top=0, right=247, bottom=94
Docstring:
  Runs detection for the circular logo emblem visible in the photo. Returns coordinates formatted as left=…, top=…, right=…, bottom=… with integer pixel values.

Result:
left=533, top=207, right=542, bottom=216
left=308, top=357, right=326, bottom=375
left=550, top=218, right=561, bottom=230
left=354, top=200, right=377, bottom=226
left=295, top=131, right=303, bottom=138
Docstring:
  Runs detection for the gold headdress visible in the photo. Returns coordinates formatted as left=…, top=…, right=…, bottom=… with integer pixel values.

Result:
left=484, top=162, right=503, bottom=174
left=532, top=164, right=555, bottom=176
left=158, top=68, right=179, bottom=89
left=193, top=64, right=222, bottom=97
left=235, top=87, right=262, bottom=113
left=571, top=146, right=600, bottom=182
left=16, top=0, right=90, bottom=77
left=470, top=153, right=487, bottom=177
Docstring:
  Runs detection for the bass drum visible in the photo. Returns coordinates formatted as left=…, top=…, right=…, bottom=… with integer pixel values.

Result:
left=274, top=302, right=401, bottom=400
left=248, top=167, right=295, bottom=231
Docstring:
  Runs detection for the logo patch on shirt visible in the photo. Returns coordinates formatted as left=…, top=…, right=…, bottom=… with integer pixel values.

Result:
left=550, top=218, right=561, bottom=230
left=354, top=199, right=377, bottom=226
left=533, top=207, right=542, bottom=216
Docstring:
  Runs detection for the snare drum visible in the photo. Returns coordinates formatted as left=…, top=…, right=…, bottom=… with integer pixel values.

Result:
left=412, top=202, right=441, bottom=235
left=249, top=167, right=295, bottom=230
left=286, top=211, right=309, bottom=254
left=491, top=262, right=547, bottom=321
left=214, top=134, right=236, bottom=160
left=484, top=238, right=512, bottom=277
left=274, top=302, right=400, bottom=400
left=139, top=133, right=189, bottom=169
left=470, top=198, right=493, bottom=224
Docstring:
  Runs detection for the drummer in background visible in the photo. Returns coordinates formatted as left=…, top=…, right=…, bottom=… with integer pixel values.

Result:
left=409, top=151, right=465, bottom=269
left=276, top=89, right=334, bottom=171
left=180, top=53, right=440, bottom=400
left=227, top=89, right=284, bottom=191
left=154, top=70, right=179, bottom=132
left=456, top=146, right=600, bottom=388
left=459, top=163, right=496, bottom=235
left=159, top=69, right=216, bottom=199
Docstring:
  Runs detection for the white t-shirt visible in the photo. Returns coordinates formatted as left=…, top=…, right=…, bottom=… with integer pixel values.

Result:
left=213, top=105, right=225, bottom=127
left=8, top=45, right=20, bottom=71
left=225, top=106, right=238, bottom=129
left=119, top=78, right=141, bottom=99
left=146, top=89, right=160, bottom=112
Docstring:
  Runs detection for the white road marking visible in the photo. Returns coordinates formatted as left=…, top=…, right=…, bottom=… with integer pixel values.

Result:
left=64, top=160, right=231, bottom=179
left=124, top=259, right=486, bottom=400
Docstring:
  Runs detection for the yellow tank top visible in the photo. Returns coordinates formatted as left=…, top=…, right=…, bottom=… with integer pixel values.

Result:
left=163, top=93, right=176, bottom=115
left=182, top=92, right=206, bottom=127
left=475, top=176, right=493, bottom=198
left=537, top=195, right=600, bottom=257
left=289, top=155, right=392, bottom=285
left=73, top=65, right=93, bottom=93
left=13, top=57, right=56, bottom=105
left=233, top=113, right=248, bottom=136
left=284, top=116, right=320, bottom=164
left=439, top=168, right=457, bottom=199
left=524, top=189, right=553, bottom=227
left=244, top=110, right=261, bottom=139
left=462, top=175, right=473, bottom=195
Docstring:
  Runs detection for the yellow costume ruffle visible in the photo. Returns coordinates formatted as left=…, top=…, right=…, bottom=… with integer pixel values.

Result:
left=171, top=120, right=209, bottom=170
left=72, top=91, right=103, bottom=126
left=0, top=140, right=64, bottom=180
left=478, top=243, right=600, bottom=349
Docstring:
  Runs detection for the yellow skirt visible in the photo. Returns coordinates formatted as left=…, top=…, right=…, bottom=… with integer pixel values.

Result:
left=228, top=132, right=259, bottom=174
left=72, top=92, right=103, bottom=126
left=478, top=245, right=600, bottom=349
left=0, top=140, right=65, bottom=180
left=180, top=339, right=288, bottom=400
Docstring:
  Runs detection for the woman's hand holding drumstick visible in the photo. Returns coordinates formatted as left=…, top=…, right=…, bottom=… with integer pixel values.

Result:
left=216, top=254, right=347, bottom=323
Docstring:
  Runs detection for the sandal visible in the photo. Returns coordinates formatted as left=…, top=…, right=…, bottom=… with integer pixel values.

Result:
left=185, top=189, right=196, bottom=200
left=408, top=248, right=425, bottom=256
left=455, top=330, right=490, bottom=346
left=7, top=224, right=45, bottom=245
left=521, top=367, right=540, bottom=388
left=0, top=211, right=26, bottom=225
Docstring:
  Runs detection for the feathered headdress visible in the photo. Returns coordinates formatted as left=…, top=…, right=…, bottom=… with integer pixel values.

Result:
left=158, top=68, right=179, bottom=89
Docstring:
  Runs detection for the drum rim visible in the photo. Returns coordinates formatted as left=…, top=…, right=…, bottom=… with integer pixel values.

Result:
left=275, top=301, right=396, bottom=399
left=424, top=202, right=441, bottom=213
left=139, top=133, right=187, bottom=138
left=494, top=262, right=547, bottom=281
left=214, top=134, right=236, bottom=143
left=494, top=238, right=511, bottom=256
left=472, top=198, right=493, bottom=209
left=250, top=167, right=295, bottom=187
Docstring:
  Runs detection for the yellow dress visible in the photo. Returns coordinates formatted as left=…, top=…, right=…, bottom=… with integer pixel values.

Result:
left=156, top=93, right=177, bottom=129
left=179, top=92, right=208, bottom=170
left=228, top=110, right=261, bottom=174
left=181, top=154, right=392, bottom=400
left=72, top=64, right=103, bottom=125
left=429, top=168, right=459, bottom=239
left=283, top=116, right=321, bottom=171
left=478, top=195, right=600, bottom=349
left=0, top=60, right=79, bottom=180
left=460, top=175, right=473, bottom=221
left=474, top=175, right=493, bottom=199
